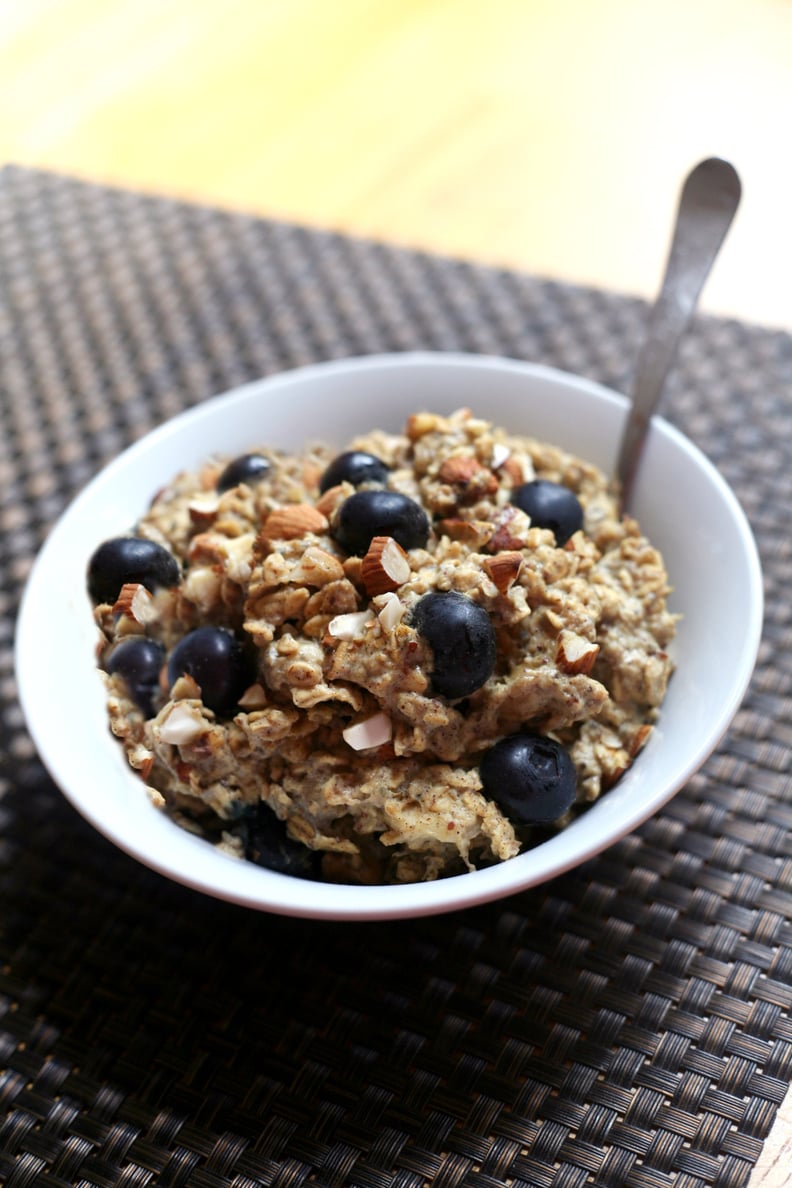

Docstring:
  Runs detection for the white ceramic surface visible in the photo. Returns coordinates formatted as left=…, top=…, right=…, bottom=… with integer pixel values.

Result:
left=15, top=353, right=764, bottom=920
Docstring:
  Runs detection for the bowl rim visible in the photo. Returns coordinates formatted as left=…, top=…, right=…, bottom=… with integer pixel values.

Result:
left=14, top=351, right=764, bottom=919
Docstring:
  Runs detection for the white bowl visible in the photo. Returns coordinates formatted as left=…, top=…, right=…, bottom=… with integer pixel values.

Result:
left=15, top=353, right=763, bottom=920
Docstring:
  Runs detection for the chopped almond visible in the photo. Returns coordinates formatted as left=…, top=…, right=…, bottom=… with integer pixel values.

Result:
left=158, top=703, right=206, bottom=745
left=483, top=551, right=523, bottom=594
left=343, top=712, right=393, bottom=751
left=556, top=630, right=599, bottom=676
left=262, top=504, right=328, bottom=540
left=438, top=455, right=483, bottom=484
left=187, top=493, right=220, bottom=526
left=361, top=536, right=411, bottom=596
left=112, top=583, right=159, bottom=625
left=328, top=610, right=376, bottom=640
left=377, top=591, right=406, bottom=632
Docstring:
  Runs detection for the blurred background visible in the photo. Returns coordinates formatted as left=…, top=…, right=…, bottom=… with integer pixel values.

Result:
left=1, top=0, right=790, bottom=329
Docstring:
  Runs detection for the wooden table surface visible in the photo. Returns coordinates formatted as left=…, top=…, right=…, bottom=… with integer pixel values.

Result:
left=1, top=4, right=790, bottom=1183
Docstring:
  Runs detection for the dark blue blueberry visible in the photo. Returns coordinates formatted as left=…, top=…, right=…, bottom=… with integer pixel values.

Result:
left=245, top=806, right=320, bottom=879
left=88, top=537, right=180, bottom=605
left=479, top=732, right=577, bottom=825
left=104, top=637, right=165, bottom=718
left=319, top=450, right=390, bottom=493
left=411, top=590, right=496, bottom=700
left=216, top=453, right=272, bottom=492
left=333, top=489, right=429, bottom=555
left=510, top=479, right=583, bottom=545
left=167, top=626, right=254, bottom=715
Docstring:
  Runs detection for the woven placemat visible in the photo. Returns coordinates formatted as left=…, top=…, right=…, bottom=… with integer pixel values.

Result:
left=0, top=164, right=790, bottom=1188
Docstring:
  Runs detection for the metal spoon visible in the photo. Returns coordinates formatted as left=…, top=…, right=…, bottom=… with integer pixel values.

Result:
left=616, top=157, right=741, bottom=512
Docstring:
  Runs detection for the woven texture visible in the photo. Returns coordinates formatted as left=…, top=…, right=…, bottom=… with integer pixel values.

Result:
left=1, top=165, right=791, bottom=1188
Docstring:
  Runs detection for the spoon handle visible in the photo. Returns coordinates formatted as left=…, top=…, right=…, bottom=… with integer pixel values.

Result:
left=616, top=158, right=741, bottom=512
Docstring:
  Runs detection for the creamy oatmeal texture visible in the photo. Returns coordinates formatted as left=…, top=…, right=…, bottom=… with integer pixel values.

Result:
left=92, top=409, right=676, bottom=884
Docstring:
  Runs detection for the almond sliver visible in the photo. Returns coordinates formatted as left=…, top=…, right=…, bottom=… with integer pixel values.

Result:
left=342, top=712, right=392, bottom=751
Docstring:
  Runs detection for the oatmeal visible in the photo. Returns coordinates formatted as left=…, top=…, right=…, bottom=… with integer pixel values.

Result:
left=89, top=409, right=676, bottom=884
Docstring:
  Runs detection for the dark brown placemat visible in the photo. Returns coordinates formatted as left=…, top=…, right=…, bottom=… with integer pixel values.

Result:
left=1, top=164, right=790, bottom=1188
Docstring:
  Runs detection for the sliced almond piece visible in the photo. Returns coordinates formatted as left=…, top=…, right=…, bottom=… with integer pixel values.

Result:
left=169, top=672, right=202, bottom=701
left=360, top=535, right=411, bottom=596
left=377, top=591, right=406, bottom=632
left=629, top=724, right=653, bottom=757
left=490, top=442, right=511, bottom=469
left=128, top=742, right=154, bottom=779
left=262, top=504, right=328, bottom=540
left=157, top=702, right=207, bottom=745
left=343, top=712, right=393, bottom=751
left=187, top=492, right=220, bottom=526
left=482, top=551, right=523, bottom=594
left=556, top=629, right=600, bottom=676
left=315, top=483, right=350, bottom=517
left=237, top=682, right=268, bottom=710
left=112, top=583, right=159, bottom=625
left=328, top=610, right=376, bottom=640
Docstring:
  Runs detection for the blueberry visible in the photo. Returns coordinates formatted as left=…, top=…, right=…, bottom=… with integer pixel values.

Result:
left=88, top=537, right=180, bottom=605
left=333, top=489, right=429, bottom=555
left=411, top=590, right=496, bottom=700
left=104, top=637, right=165, bottom=718
left=167, top=626, right=254, bottom=715
left=245, top=805, right=320, bottom=879
left=479, top=732, right=577, bottom=825
left=511, top=480, right=583, bottom=546
left=216, top=453, right=272, bottom=492
left=319, top=450, right=390, bottom=493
